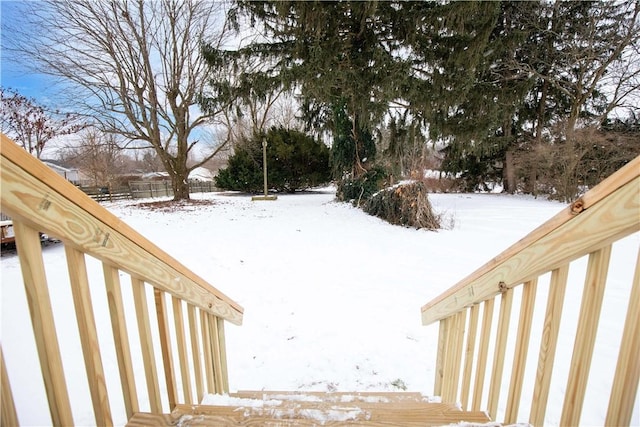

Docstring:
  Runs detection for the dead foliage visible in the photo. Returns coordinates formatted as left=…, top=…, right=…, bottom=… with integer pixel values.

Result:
left=363, top=181, right=441, bottom=230
left=135, top=199, right=217, bottom=213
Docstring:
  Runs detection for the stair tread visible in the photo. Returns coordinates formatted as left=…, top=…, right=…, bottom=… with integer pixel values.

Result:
left=232, top=390, right=429, bottom=403
left=126, top=391, right=491, bottom=426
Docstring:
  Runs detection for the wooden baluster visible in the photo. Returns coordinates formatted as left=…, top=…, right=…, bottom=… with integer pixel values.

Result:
left=200, top=310, right=215, bottom=394
left=103, top=263, right=139, bottom=419
left=154, top=290, right=177, bottom=409
left=530, top=265, right=569, bottom=426
left=172, top=297, right=193, bottom=404
left=487, top=288, right=514, bottom=419
left=132, top=278, right=162, bottom=413
left=472, top=297, right=495, bottom=411
left=433, top=318, right=449, bottom=397
left=605, top=249, right=640, bottom=426
left=1, top=346, right=19, bottom=427
left=65, top=247, right=112, bottom=426
left=217, top=317, right=229, bottom=394
left=188, top=305, right=204, bottom=402
left=442, top=314, right=456, bottom=403
left=561, top=245, right=612, bottom=426
left=449, top=310, right=467, bottom=404
left=504, top=279, right=538, bottom=423
left=13, top=221, right=73, bottom=426
left=461, top=303, right=480, bottom=410
left=209, top=315, right=229, bottom=394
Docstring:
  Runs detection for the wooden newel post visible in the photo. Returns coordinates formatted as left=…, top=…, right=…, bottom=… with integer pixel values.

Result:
left=252, top=137, right=277, bottom=201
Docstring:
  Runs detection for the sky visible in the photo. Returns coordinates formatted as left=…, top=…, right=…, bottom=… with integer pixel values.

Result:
left=0, top=0, right=236, bottom=160
left=0, top=1, right=55, bottom=102
left=0, top=1, right=75, bottom=158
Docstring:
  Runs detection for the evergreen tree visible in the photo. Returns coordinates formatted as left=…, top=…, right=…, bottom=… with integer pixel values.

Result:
left=215, top=127, right=331, bottom=193
left=518, top=0, right=639, bottom=199
left=217, top=0, right=638, bottom=198
left=400, top=2, right=540, bottom=193
left=224, top=1, right=411, bottom=178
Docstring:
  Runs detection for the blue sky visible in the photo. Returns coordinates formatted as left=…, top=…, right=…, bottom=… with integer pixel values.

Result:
left=1, top=1, right=55, bottom=102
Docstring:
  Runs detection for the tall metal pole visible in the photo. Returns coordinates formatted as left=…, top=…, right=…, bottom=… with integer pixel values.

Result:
left=262, top=138, right=268, bottom=197
left=252, top=137, right=277, bottom=200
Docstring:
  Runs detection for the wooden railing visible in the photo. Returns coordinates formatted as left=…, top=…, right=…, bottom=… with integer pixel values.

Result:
left=421, top=156, right=639, bottom=425
left=0, top=134, right=244, bottom=426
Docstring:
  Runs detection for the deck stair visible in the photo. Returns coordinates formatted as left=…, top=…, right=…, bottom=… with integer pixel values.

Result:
left=126, top=390, right=491, bottom=426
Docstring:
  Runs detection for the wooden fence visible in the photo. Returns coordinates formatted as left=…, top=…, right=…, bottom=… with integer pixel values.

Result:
left=80, top=180, right=217, bottom=202
left=0, top=134, right=243, bottom=425
left=421, top=156, right=639, bottom=425
left=79, top=185, right=133, bottom=202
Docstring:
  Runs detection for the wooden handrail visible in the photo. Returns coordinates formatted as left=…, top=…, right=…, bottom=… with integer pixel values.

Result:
left=0, top=134, right=243, bottom=324
left=421, top=155, right=640, bottom=326
left=421, top=155, right=640, bottom=426
left=0, top=134, right=244, bottom=425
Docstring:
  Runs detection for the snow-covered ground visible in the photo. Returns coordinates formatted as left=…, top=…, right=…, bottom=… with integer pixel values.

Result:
left=1, top=187, right=638, bottom=426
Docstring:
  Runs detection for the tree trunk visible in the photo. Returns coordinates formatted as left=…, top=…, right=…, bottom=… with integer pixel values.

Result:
left=504, top=149, right=516, bottom=194
left=171, top=174, right=190, bottom=200
left=526, top=79, right=549, bottom=195
left=502, top=116, right=516, bottom=194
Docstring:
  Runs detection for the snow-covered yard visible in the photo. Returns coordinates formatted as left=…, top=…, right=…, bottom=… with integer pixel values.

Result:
left=1, top=187, right=637, bottom=426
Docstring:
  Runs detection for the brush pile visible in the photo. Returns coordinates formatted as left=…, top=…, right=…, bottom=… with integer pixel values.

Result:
left=363, top=181, right=440, bottom=230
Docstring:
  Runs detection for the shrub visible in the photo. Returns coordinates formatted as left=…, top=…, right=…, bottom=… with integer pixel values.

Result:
left=363, top=181, right=440, bottom=230
left=214, top=148, right=263, bottom=193
left=215, top=127, right=331, bottom=193
left=336, top=165, right=389, bottom=205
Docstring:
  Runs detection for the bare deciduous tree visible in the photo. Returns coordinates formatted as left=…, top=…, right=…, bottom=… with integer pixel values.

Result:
left=59, top=128, right=127, bottom=187
left=0, top=87, right=83, bottom=158
left=7, top=0, right=234, bottom=199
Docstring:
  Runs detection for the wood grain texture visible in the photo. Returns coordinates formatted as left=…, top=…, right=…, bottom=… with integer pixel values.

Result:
left=13, top=221, right=74, bottom=426
left=132, top=278, right=162, bottom=413
left=65, top=247, right=112, bottom=426
left=440, top=317, right=455, bottom=402
left=605, top=249, right=640, bottom=426
left=154, top=290, right=177, bottom=410
left=444, top=310, right=465, bottom=403
left=529, top=265, right=569, bottom=426
left=472, top=298, right=494, bottom=411
left=231, top=391, right=426, bottom=401
left=216, top=316, right=230, bottom=394
left=460, top=304, right=479, bottom=410
left=433, top=319, right=448, bottom=397
left=1, top=134, right=243, bottom=325
left=209, top=314, right=225, bottom=394
left=170, top=400, right=491, bottom=425
left=188, top=305, right=204, bottom=403
left=103, top=263, right=139, bottom=418
left=200, top=311, right=215, bottom=394
left=127, top=391, right=492, bottom=426
left=504, top=279, right=537, bottom=424
left=487, top=288, right=513, bottom=419
left=560, top=245, right=612, bottom=426
left=1, top=347, right=19, bottom=427
left=172, top=297, right=193, bottom=405
left=422, top=158, right=640, bottom=326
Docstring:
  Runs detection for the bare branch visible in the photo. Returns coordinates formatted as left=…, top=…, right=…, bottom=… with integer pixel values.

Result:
left=6, top=0, right=233, bottom=199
